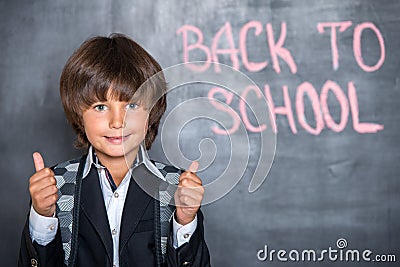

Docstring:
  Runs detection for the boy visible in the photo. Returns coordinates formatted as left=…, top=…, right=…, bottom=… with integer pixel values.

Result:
left=19, top=34, right=210, bottom=267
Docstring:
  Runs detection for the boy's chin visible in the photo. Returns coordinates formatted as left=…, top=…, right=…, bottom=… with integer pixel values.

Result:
left=99, top=150, right=125, bottom=159
left=107, top=146, right=139, bottom=159
left=94, top=143, right=140, bottom=159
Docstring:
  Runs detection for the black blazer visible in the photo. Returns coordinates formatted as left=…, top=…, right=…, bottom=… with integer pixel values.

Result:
left=19, top=165, right=210, bottom=267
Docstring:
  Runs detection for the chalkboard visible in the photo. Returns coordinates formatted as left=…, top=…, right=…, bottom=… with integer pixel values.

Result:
left=1, top=0, right=399, bottom=266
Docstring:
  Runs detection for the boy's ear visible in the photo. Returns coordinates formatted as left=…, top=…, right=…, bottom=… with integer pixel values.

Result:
left=144, top=118, right=149, bottom=134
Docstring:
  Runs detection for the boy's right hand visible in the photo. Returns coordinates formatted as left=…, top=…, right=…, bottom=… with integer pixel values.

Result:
left=29, top=152, right=58, bottom=217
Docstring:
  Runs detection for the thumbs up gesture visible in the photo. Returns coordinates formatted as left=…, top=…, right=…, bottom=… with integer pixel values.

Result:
left=174, top=161, right=204, bottom=225
left=29, top=152, right=58, bottom=217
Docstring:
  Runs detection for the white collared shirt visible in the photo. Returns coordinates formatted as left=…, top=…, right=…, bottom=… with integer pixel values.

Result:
left=29, top=145, right=197, bottom=267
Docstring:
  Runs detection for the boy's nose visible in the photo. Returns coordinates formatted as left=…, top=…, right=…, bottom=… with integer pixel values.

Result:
left=109, top=110, right=126, bottom=129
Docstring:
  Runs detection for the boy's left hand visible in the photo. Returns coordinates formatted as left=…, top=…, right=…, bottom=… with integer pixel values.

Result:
left=174, top=161, right=204, bottom=225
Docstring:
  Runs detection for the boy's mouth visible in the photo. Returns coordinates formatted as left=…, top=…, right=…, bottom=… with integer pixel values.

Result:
left=105, top=135, right=131, bottom=144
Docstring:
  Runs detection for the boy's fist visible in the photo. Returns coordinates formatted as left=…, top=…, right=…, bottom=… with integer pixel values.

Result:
left=29, top=152, right=58, bottom=217
left=174, top=161, right=204, bottom=225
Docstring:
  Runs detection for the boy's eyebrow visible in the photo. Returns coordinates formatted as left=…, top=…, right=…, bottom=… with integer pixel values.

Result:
left=88, top=101, right=106, bottom=106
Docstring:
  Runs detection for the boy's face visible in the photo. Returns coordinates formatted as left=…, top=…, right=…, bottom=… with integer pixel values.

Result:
left=82, top=93, right=148, bottom=165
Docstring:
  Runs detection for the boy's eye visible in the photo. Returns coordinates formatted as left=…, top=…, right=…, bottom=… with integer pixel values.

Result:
left=127, top=103, right=139, bottom=110
left=94, top=104, right=107, bottom=111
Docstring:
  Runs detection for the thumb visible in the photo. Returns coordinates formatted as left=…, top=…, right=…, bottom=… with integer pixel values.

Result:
left=187, top=161, right=199, bottom=173
left=33, top=152, right=45, bottom=172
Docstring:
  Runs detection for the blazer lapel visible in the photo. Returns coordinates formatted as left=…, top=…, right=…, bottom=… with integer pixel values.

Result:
left=80, top=165, right=113, bottom=262
left=119, top=164, right=161, bottom=252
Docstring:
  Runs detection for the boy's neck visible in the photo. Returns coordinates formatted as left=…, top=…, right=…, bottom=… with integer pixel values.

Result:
left=94, top=149, right=138, bottom=187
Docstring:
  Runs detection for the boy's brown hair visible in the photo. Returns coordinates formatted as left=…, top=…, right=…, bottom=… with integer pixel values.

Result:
left=60, top=33, right=167, bottom=150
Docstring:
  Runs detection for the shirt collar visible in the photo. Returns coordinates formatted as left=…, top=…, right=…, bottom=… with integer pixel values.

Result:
left=82, top=144, right=165, bottom=181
